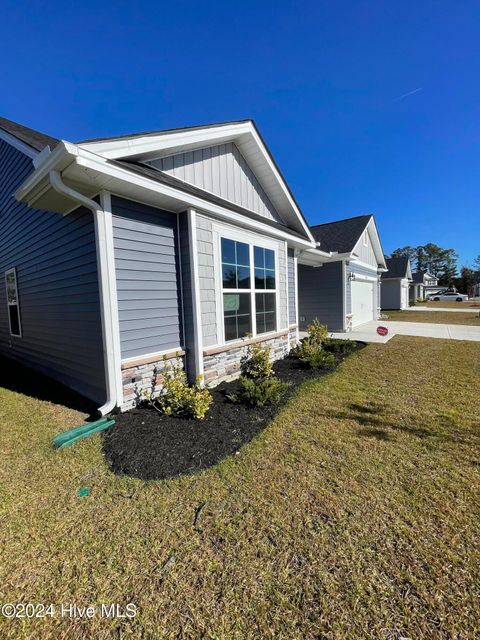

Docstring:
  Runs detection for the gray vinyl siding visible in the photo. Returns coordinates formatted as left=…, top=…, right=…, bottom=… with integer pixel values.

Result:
left=352, top=228, right=377, bottom=267
left=178, top=211, right=196, bottom=379
left=380, top=279, right=401, bottom=310
left=111, top=196, right=183, bottom=360
left=287, top=248, right=296, bottom=325
left=278, top=243, right=288, bottom=329
left=0, top=139, right=105, bottom=403
left=148, top=142, right=284, bottom=224
left=298, top=262, right=344, bottom=331
left=196, top=213, right=217, bottom=347
left=346, top=262, right=379, bottom=315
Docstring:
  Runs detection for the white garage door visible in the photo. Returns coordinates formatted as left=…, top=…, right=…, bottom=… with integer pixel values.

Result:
left=401, top=285, right=409, bottom=309
left=351, top=280, right=375, bottom=327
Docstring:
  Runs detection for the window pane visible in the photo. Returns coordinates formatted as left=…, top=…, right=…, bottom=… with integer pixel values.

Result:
left=223, top=293, right=239, bottom=316
left=264, top=249, right=275, bottom=270
left=264, top=311, right=276, bottom=332
left=237, top=314, right=251, bottom=338
left=224, top=316, right=237, bottom=341
left=255, top=292, right=265, bottom=313
left=237, top=266, right=250, bottom=289
left=9, top=305, right=20, bottom=336
left=255, top=313, right=266, bottom=334
left=221, top=238, right=236, bottom=264
left=254, top=246, right=264, bottom=269
left=265, top=270, right=276, bottom=289
left=255, top=268, right=265, bottom=289
left=236, top=241, right=250, bottom=267
left=6, top=272, right=17, bottom=304
left=264, top=293, right=275, bottom=312
left=222, top=265, right=237, bottom=288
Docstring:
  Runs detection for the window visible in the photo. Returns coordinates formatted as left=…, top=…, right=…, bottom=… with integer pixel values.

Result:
left=5, top=268, right=21, bottom=337
left=220, top=237, right=277, bottom=342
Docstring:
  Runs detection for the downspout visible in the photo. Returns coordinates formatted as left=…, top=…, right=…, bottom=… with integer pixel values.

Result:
left=49, top=171, right=118, bottom=416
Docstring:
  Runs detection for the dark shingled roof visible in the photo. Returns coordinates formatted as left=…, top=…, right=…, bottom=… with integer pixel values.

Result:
left=0, top=116, right=59, bottom=152
left=76, top=119, right=252, bottom=144
left=382, top=257, right=410, bottom=279
left=310, top=214, right=372, bottom=253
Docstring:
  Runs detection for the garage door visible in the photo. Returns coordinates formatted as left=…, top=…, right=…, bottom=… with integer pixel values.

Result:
left=351, top=280, right=374, bottom=327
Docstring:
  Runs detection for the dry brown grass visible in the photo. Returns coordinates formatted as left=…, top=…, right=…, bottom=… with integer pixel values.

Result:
left=385, top=310, right=480, bottom=325
left=1, top=337, right=479, bottom=639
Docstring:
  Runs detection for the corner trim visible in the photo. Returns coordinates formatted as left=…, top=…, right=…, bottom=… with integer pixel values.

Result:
left=187, top=208, right=204, bottom=381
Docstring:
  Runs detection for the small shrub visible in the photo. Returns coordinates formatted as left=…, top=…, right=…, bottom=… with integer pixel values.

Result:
left=144, top=359, right=213, bottom=420
left=236, top=376, right=288, bottom=407
left=296, top=341, right=336, bottom=369
left=240, top=342, right=272, bottom=380
left=322, top=337, right=356, bottom=355
left=306, top=318, right=329, bottom=346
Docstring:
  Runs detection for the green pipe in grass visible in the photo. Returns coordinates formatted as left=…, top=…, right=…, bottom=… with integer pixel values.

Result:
left=53, top=418, right=115, bottom=449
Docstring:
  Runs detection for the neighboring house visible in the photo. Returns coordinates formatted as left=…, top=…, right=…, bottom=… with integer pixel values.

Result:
left=381, top=257, right=412, bottom=309
left=410, top=270, right=439, bottom=301
left=297, top=215, right=387, bottom=331
left=0, top=116, right=317, bottom=413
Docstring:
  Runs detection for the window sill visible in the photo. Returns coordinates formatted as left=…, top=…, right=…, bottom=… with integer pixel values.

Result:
left=203, top=330, right=289, bottom=356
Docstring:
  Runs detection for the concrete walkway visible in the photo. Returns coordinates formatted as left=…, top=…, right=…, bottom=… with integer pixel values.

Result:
left=406, top=306, right=480, bottom=314
left=314, top=319, right=480, bottom=343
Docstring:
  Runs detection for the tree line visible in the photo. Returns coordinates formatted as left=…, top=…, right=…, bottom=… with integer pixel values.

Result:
left=388, top=244, right=480, bottom=294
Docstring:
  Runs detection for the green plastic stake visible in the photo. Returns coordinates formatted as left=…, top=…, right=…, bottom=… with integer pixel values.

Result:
left=77, top=487, right=90, bottom=498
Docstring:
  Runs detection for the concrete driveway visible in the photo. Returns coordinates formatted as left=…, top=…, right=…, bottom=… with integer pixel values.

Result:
left=324, top=320, right=480, bottom=343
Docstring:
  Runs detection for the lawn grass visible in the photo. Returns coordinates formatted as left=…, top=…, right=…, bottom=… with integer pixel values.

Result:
left=1, top=337, right=479, bottom=639
left=385, top=310, right=480, bottom=325
left=421, top=299, right=480, bottom=308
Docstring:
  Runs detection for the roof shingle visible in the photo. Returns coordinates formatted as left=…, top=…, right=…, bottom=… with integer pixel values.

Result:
left=0, top=116, right=59, bottom=152
left=310, top=215, right=372, bottom=253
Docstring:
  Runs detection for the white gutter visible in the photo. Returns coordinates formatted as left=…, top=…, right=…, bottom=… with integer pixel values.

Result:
left=49, top=171, right=120, bottom=416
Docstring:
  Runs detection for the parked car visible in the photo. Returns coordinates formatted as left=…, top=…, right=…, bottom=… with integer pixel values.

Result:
left=428, top=292, right=469, bottom=302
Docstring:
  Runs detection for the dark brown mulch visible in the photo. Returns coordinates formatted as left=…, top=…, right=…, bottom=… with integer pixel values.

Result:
left=102, top=346, right=364, bottom=481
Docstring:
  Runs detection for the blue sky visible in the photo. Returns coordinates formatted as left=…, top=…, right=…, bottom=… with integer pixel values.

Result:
left=1, top=0, right=478, bottom=267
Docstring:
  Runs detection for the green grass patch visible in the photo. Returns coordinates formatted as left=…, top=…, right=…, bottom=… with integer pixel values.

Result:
left=1, top=337, right=479, bottom=639
left=385, top=310, right=480, bottom=325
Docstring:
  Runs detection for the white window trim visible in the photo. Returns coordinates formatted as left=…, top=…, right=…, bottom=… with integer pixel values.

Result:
left=5, top=268, right=22, bottom=338
left=212, top=222, right=281, bottom=347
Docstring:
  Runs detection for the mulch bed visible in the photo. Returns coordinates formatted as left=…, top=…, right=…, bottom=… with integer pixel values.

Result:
left=102, top=345, right=364, bottom=481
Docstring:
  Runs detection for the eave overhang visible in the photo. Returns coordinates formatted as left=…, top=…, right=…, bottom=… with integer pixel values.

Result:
left=14, top=142, right=317, bottom=250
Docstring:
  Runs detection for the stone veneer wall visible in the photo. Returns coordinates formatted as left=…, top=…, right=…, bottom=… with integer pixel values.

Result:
left=120, top=327, right=299, bottom=411
left=203, top=330, right=293, bottom=385
left=121, top=351, right=185, bottom=412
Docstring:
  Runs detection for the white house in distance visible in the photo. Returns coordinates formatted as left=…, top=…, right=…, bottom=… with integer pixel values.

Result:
left=381, top=257, right=412, bottom=309
left=297, top=215, right=387, bottom=331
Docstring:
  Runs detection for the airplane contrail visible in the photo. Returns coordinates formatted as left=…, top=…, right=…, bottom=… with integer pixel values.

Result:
left=393, top=87, right=423, bottom=102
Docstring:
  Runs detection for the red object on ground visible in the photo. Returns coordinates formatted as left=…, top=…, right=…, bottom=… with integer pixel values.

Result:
left=377, top=326, right=389, bottom=336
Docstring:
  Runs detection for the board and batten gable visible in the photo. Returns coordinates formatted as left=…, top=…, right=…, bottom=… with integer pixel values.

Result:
left=147, top=143, right=285, bottom=225
left=352, top=227, right=378, bottom=267
left=0, top=139, right=105, bottom=403
left=111, top=196, right=183, bottom=360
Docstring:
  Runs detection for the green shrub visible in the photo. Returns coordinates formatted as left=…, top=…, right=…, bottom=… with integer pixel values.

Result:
left=296, top=341, right=336, bottom=369
left=306, top=318, right=329, bottom=345
left=144, top=358, right=213, bottom=420
left=322, top=337, right=356, bottom=355
left=235, top=376, right=288, bottom=407
left=240, top=342, right=272, bottom=380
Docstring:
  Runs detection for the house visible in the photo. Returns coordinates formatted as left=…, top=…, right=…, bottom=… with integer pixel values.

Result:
left=297, top=215, right=387, bottom=331
left=410, top=270, right=439, bottom=301
left=0, top=116, right=318, bottom=413
left=381, top=257, right=412, bottom=309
